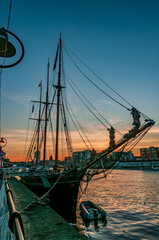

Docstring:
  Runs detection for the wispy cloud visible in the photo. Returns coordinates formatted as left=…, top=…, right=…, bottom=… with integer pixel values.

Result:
left=93, top=99, right=115, bottom=107
left=5, top=129, right=28, bottom=139
left=108, top=117, right=123, bottom=125
left=3, top=122, right=158, bottom=162
left=148, top=126, right=159, bottom=134
left=4, top=128, right=32, bottom=162
left=2, top=92, right=30, bottom=107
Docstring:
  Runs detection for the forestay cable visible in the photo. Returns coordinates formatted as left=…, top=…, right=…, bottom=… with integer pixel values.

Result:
left=63, top=41, right=133, bottom=108
left=63, top=42, right=151, bottom=120
left=65, top=72, right=123, bottom=136
left=64, top=96, right=94, bottom=150
left=66, top=75, right=110, bottom=130
left=64, top=46, right=131, bottom=111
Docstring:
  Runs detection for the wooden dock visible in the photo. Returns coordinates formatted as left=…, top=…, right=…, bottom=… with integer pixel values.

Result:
left=8, top=177, right=86, bottom=240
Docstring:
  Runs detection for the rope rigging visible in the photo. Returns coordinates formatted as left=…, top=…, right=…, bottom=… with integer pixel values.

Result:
left=63, top=43, right=151, bottom=121
left=24, top=35, right=154, bottom=175
left=124, top=126, right=153, bottom=152
left=7, top=0, right=12, bottom=30
left=48, top=90, right=57, bottom=158
left=81, top=142, right=128, bottom=188
left=60, top=95, right=73, bottom=157
left=63, top=44, right=131, bottom=111
left=25, top=87, right=47, bottom=162
left=66, top=75, right=110, bottom=130
left=63, top=41, right=133, bottom=108
left=64, top=96, right=94, bottom=150
left=66, top=99, right=92, bottom=151
left=65, top=71, right=123, bottom=136
left=54, top=44, right=102, bottom=153
left=25, top=65, right=60, bottom=163
left=80, top=121, right=152, bottom=193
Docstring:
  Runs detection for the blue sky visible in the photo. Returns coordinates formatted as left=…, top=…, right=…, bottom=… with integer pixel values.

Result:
left=0, top=0, right=159, bottom=161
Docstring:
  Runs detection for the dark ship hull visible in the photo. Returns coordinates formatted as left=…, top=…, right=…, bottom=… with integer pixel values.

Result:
left=21, top=170, right=83, bottom=222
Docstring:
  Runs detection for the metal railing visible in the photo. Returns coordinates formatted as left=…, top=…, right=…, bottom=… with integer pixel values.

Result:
left=4, top=171, right=25, bottom=240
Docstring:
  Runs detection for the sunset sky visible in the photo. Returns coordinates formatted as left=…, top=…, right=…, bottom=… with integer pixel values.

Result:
left=0, top=0, right=159, bottom=162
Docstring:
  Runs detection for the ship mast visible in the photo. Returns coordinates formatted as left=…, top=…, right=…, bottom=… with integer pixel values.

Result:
left=55, top=34, right=62, bottom=172
left=43, top=58, right=50, bottom=167
left=36, top=82, right=42, bottom=166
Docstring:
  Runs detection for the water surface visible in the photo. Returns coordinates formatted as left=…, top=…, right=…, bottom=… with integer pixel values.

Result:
left=76, top=170, right=159, bottom=239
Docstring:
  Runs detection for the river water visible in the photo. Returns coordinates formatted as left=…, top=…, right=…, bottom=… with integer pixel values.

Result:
left=76, top=170, right=159, bottom=240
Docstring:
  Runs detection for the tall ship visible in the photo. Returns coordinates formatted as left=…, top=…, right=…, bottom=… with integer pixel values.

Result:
left=21, top=34, right=154, bottom=222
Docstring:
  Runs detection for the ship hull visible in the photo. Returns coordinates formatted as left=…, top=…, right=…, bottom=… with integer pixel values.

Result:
left=20, top=170, right=83, bottom=222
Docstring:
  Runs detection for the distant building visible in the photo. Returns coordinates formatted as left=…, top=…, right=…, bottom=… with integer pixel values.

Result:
left=110, top=151, right=135, bottom=161
left=140, top=146, right=159, bottom=160
left=3, top=157, right=12, bottom=167
left=73, top=150, right=91, bottom=165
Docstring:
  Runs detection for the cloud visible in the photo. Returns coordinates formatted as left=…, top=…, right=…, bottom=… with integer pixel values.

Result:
left=4, top=128, right=33, bottom=162
left=4, top=121, right=158, bottom=162
left=2, top=92, right=30, bottom=107
left=149, top=126, right=159, bottom=134
left=93, top=99, right=115, bottom=107
left=108, top=117, right=123, bottom=125
left=5, top=129, right=28, bottom=139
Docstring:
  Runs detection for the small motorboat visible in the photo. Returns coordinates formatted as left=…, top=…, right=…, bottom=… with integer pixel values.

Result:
left=80, top=201, right=107, bottom=220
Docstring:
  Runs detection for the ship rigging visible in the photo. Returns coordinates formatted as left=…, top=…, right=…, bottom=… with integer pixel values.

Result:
left=22, top=34, right=154, bottom=221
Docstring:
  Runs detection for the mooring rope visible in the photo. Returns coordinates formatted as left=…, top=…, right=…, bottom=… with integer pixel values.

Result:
left=24, top=172, right=63, bottom=211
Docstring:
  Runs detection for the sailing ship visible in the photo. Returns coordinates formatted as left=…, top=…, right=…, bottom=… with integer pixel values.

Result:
left=21, top=34, right=154, bottom=222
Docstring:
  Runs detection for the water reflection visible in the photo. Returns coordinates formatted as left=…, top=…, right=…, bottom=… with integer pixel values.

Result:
left=81, top=217, right=107, bottom=231
left=77, top=170, right=159, bottom=239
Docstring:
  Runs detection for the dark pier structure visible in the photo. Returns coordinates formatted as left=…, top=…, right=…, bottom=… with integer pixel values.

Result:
left=5, top=175, right=86, bottom=240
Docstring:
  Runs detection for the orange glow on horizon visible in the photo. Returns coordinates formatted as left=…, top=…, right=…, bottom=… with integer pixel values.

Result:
left=7, top=141, right=159, bottom=162
left=3, top=126, right=159, bottom=162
